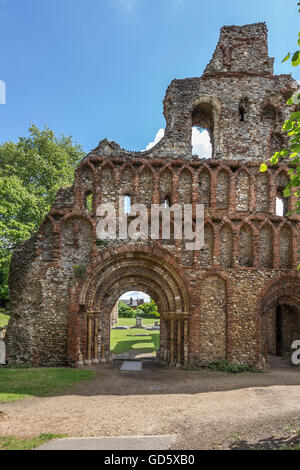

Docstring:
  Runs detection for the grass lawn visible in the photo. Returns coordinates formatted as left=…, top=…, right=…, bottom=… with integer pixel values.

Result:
left=115, top=317, right=160, bottom=326
left=0, top=368, right=96, bottom=403
left=0, top=312, right=9, bottom=328
left=111, top=317, right=160, bottom=355
left=0, top=433, right=66, bottom=451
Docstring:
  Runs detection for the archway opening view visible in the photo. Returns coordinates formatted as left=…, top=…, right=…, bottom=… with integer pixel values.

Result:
left=263, top=299, right=300, bottom=364
left=110, top=291, right=160, bottom=360
left=192, top=126, right=212, bottom=158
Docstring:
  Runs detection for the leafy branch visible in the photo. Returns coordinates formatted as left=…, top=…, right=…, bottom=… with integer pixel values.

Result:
left=260, top=4, right=300, bottom=215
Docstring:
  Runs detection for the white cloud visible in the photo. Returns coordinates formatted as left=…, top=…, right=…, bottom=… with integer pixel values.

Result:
left=276, top=197, right=284, bottom=216
left=192, top=127, right=212, bottom=158
left=144, top=127, right=212, bottom=158
left=120, top=291, right=150, bottom=302
left=144, top=128, right=165, bottom=151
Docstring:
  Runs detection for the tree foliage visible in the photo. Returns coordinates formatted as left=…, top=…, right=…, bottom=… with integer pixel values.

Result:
left=118, top=300, right=159, bottom=319
left=136, top=300, right=159, bottom=318
left=260, top=3, right=300, bottom=215
left=0, top=125, right=84, bottom=305
left=118, top=302, right=136, bottom=318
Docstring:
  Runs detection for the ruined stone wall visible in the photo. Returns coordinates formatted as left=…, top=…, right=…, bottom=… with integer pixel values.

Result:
left=93, top=23, right=296, bottom=162
left=111, top=302, right=119, bottom=326
left=5, top=22, right=300, bottom=367
left=6, top=154, right=300, bottom=366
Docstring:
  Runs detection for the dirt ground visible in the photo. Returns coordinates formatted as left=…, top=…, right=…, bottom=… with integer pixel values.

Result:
left=1, top=362, right=300, bottom=450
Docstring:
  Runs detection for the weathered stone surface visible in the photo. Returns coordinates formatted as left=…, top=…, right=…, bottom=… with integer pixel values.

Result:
left=135, top=317, right=143, bottom=329
left=0, top=341, right=6, bottom=365
left=6, top=23, right=300, bottom=368
left=0, top=326, right=6, bottom=341
left=120, top=361, right=142, bottom=371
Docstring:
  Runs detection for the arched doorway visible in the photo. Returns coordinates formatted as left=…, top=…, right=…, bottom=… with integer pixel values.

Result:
left=79, top=250, right=190, bottom=366
left=110, top=291, right=160, bottom=360
left=260, top=277, right=300, bottom=364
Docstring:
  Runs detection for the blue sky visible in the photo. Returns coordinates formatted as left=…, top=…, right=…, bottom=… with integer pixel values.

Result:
left=0, top=0, right=299, bottom=154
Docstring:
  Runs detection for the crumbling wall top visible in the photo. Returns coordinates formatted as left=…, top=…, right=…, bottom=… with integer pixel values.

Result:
left=86, top=22, right=296, bottom=162
left=204, top=22, right=274, bottom=76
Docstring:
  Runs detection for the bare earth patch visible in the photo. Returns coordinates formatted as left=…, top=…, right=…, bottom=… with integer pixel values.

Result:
left=1, top=364, right=300, bottom=450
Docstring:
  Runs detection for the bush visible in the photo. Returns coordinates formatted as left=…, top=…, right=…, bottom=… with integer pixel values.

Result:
left=206, top=359, right=262, bottom=374
left=73, top=264, right=86, bottom=279
left=183, top=359, right=263, bottom=374
left=118, top=302, right=136, bottom=318
left=135, top=300, right=159, bottom=319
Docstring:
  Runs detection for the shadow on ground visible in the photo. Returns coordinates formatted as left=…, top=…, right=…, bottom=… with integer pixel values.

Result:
left=230, top=434, right=300, bottom=450
left=0, top=362, right=299, bottom=400
left=51, top=363, right=300, bottom=398
left=110, top=333, right=159, bottom=355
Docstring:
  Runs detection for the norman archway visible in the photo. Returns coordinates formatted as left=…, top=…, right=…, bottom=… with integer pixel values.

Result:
left=79, top=250, right=190, bottom=365
left=5, top=23, right=300, bottom=369
left=258, top=277, right=300, bottom=362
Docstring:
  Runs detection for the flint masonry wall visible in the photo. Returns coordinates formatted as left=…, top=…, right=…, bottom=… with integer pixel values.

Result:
left=5, top=22, right=300, bottom=367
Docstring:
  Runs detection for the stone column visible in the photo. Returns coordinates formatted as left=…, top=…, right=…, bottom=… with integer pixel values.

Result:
left=100, top=343, right=106, bottom=363
left=98, top=314, right=106, bottom=363
left=163, top=318, right=169, bottom=363
left=159, top=316, right=164, bottom=362
left=177, top=318, right=182, bottom=364
left=160, top=314, right=168, bottom=363
left=93, top=314, right=100, bottom=363
left=170, top=316, right=175, bottom=365
left=86, top=313, right=93, bottom=365
left=184, top=316, right=189, bottom=365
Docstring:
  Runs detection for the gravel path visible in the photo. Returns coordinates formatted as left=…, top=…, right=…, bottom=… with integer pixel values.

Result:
left=1, top=364, right=300, bottom=449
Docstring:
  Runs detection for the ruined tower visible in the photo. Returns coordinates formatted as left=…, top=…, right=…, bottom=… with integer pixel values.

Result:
left=6, top=23, right=300, bottom=368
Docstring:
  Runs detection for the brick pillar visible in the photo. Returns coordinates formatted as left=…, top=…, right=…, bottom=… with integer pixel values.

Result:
left=177, top=318, right=182, bottom=365
left=184, top=316, right=189, bottom=365
left=170, top=316, right=175, bottom=365
left=93, top=314, right=100, bottom=363
left=85, top=313, right=93, bottom=365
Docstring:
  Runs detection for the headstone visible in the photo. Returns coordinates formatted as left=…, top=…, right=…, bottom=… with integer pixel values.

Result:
left=0, top=340, right=6, bottom=365
left=77, top=349, right=83, bottom=368
left=154, top=320, right=159, bottom=327
left=135, top=316, right=143, bottom=328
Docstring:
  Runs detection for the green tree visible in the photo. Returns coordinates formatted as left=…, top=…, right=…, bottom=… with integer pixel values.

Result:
left=118, top=302, right=136, bottom=318
left=136, top=300, right=159, bottom=319
left=0, top=125, right=84, bottom=306
left=260, top=3, right=300, bottom=215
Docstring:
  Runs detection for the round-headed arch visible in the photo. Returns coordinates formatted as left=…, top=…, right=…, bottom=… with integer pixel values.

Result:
left=259, top=276, right=300, bottom=314
left=79, top=250, right=190, bottom=315
left=255, top=276, right=300, bottom=361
